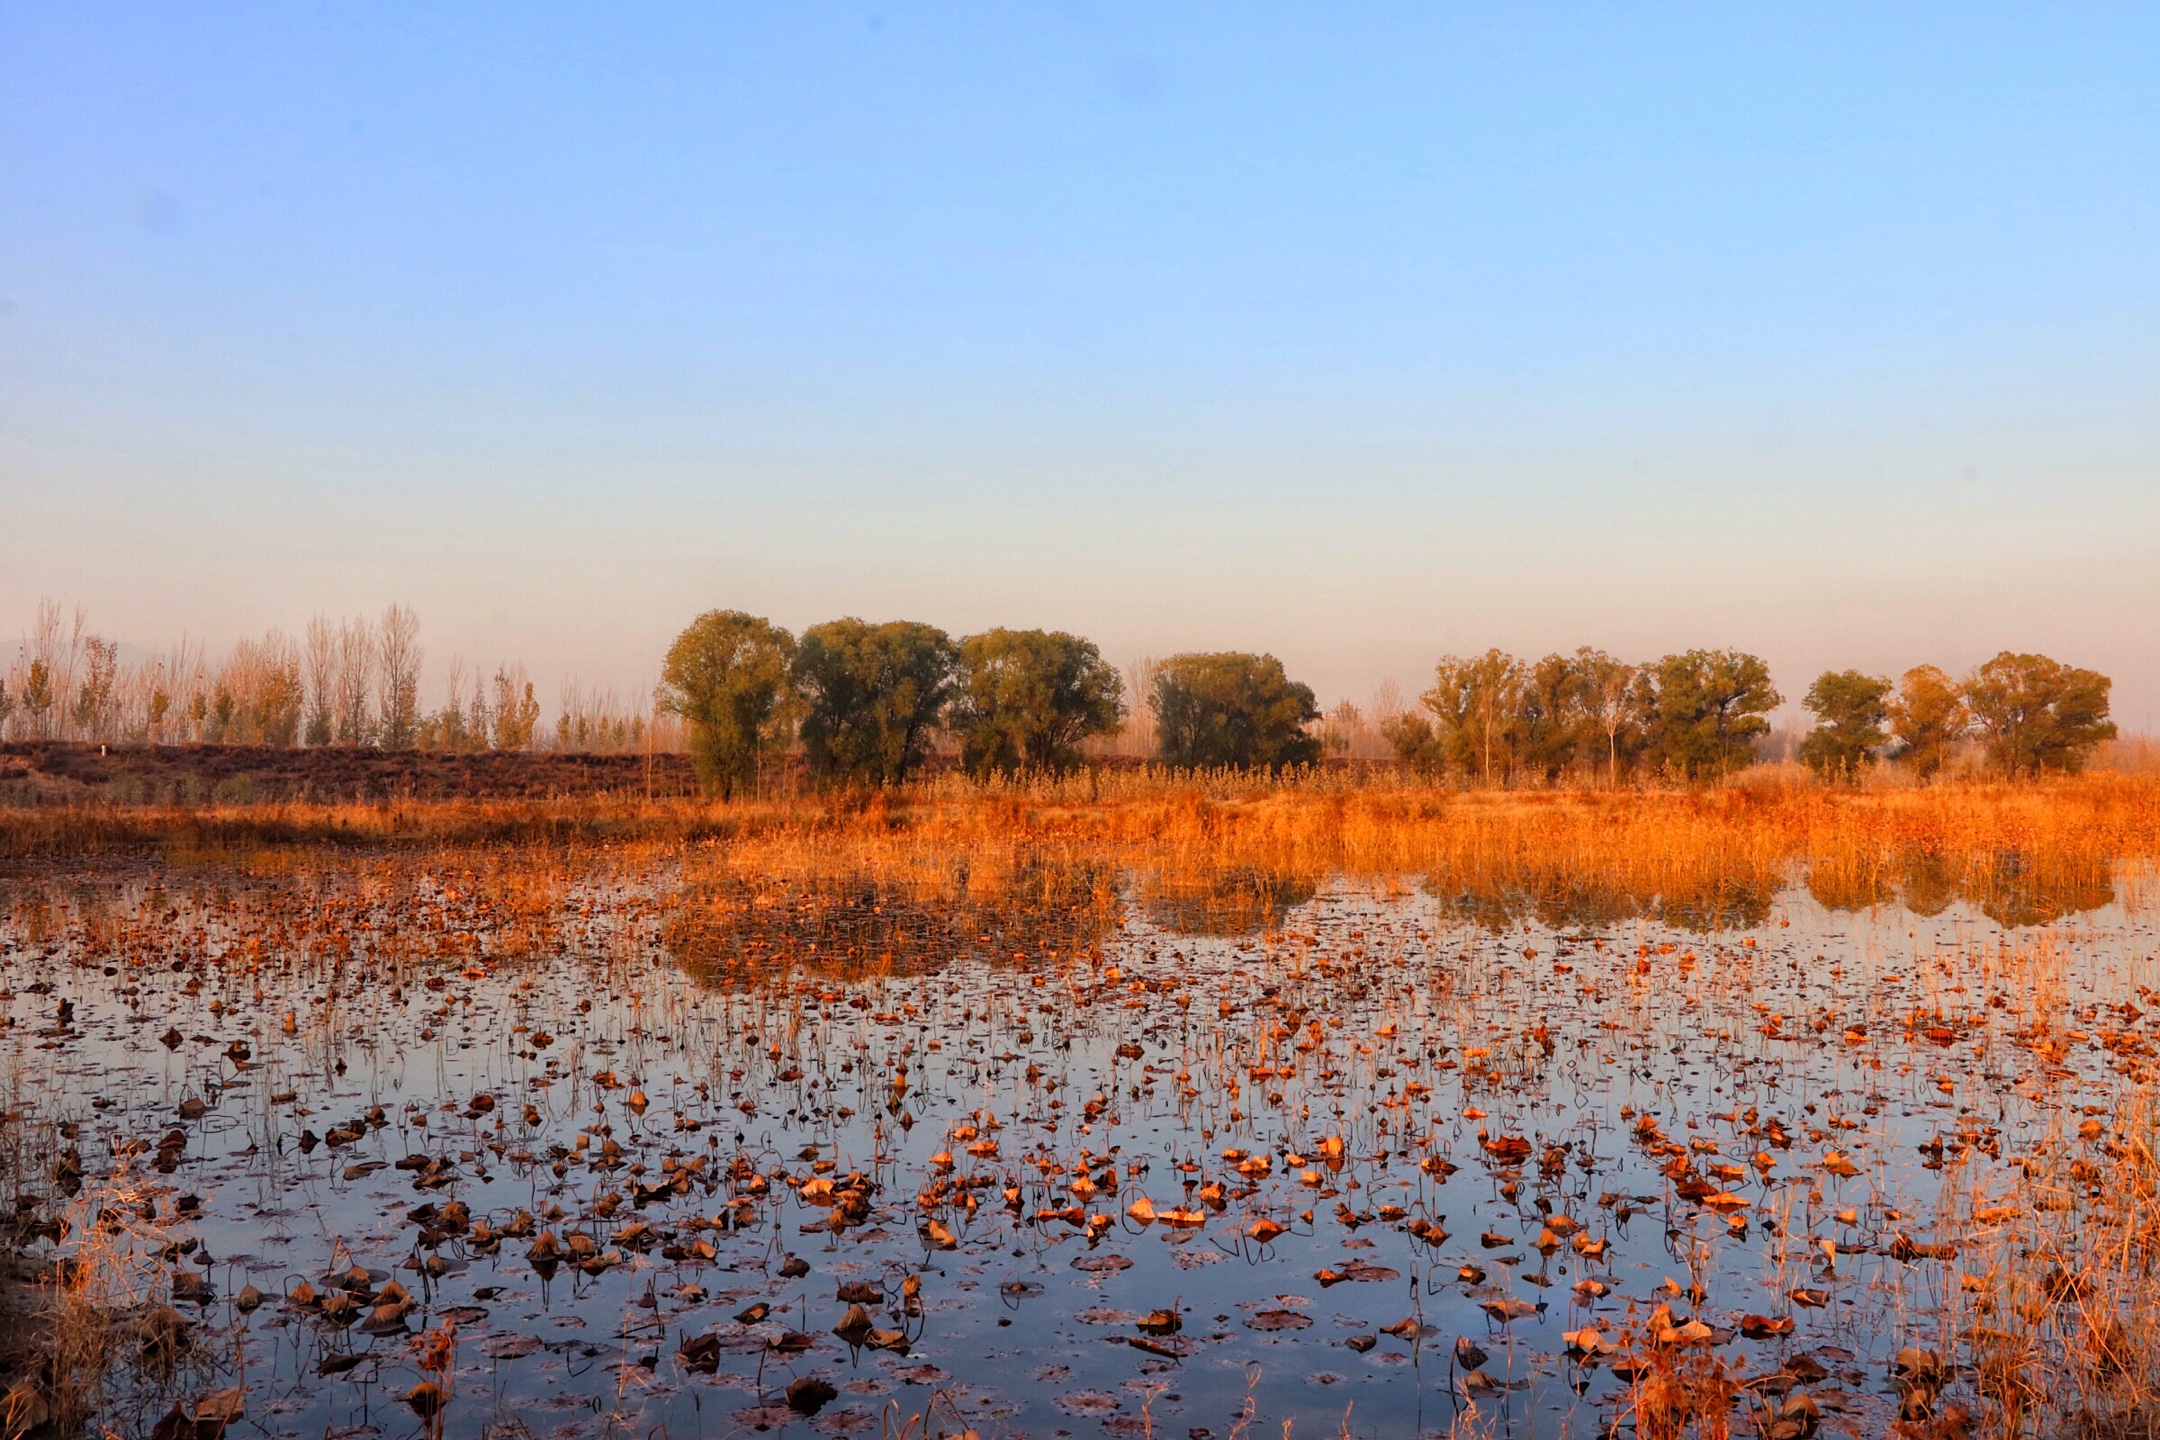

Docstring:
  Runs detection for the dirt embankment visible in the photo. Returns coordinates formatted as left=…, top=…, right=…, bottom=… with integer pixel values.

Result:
left=0, top=742, right=701, bottom=805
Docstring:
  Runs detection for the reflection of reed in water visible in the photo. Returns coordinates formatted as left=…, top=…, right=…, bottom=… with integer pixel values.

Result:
left=1967, top=852, right=2117, bottom=928
left=1133, top=866, right=1317, bottom=937
left=661, top=855, right=1122, bottom=979
left=1424, top=877, right=1641, bottom=933
left=648, top=782, right=2151, bottom=976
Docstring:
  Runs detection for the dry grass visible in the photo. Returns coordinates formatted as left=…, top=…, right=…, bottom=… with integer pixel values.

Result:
left=1937, top=1083, right=2160, bottom=1440
left=665, top=772, right=2160, bottom=938
left=3, top=1167, right=176, bottom=1440
left=7, top=774, right=2157, bottom=945
left=8, top=770, right=2153, bottom=868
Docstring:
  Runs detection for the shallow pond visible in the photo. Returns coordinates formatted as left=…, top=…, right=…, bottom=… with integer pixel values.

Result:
left=3, top=855, right=2156, bottom=1439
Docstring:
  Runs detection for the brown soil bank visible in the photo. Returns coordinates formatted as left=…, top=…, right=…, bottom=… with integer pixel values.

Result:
left=0, top=741, right=700, bottom=805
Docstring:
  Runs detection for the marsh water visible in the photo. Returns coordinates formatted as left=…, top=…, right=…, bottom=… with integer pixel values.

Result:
left=4, top=854, right=2155, bottom=1440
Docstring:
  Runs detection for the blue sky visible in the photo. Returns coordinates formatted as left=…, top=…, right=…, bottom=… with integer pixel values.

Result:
left=4, top=4, right=2156, bottom=725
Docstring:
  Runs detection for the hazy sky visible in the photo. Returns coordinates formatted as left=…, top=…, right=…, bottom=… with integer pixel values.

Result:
left=4, top=5, right=2156, bottom=726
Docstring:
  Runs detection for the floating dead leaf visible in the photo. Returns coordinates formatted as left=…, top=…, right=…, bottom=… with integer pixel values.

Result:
left=833, top=1304, right=874, bottom=1341
left=1075, top=1307, right=1134, bottom=1324
left=1071, top=1254, right=1133, bottom=1273
left=1889, top=1232, right=1958, bottom=1263
left=1246, top=1309, right=1314, bottom=1331
left=1053, top=1390, right=1121, bottom=1415
left=1316, top=1261, right=1398, bottom=1286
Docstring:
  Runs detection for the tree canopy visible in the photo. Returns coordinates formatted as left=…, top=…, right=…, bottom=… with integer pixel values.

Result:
left=1387, top=645, right=1762, bottom=786
left=1886, top=665, right=1966, bottom=778
left=1151, top=653, right=1321, bottom=771
left=1420, top=650, right=1528, bottom=786
left=656, top=610, right=797, bottom=797
left=793, top=618, right=957, bottom=786
left=1642, top=649, right=1781, bottom=779
left=1798, top=669, right=1891, bottom=779
left=951, top=628, right=1124, bottom=776
left=640, top=609, right=2127, bottom=791
left=1963, top=651, right=2115, bottom=776
left=1380, top=710, right=1446, bottom=777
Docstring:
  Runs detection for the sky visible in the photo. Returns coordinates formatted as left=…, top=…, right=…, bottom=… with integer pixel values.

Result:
left=3, top=4, right=2156, bottom=728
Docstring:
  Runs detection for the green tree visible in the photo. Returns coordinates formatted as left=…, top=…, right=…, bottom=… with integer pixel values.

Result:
left=1151, top=652, right=1321, bottom=771
left=1643, top=649, right=1781, bottom=779
left=951, top=628, right=1124, bottom=776
left=794, top=618, right=957, bottom=785
left=656, top=610, right=798, bottom=798
left=1418, top=650, right=1527, bottom=784
left=1381, top=711, right=1447, bottom=776
left=1519, top=651, right=1589, bottom=782
left=1798, top=670, right=1891, bottom=779
left=1415, top=656, right=1476, bottom=778
left=1887, top=665, right=1966, bottom=778
left=1962, top=652, right=2116, bottom=777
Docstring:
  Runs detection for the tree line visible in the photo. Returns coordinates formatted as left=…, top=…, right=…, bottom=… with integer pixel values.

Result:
left=657, top=611, right=1326, bottom=795
left=1795, top=655, right=2115, bottom=780
left=1377, top=646, right=2114, bottom=784
left=4, top=598, right=2123, bottom=786
left=663, top=613, right=2122, bottom=793
left=1380, top=647, right=1777, bottom=784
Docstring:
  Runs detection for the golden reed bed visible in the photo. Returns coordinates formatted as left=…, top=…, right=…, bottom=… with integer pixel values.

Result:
left=5, top=770, right=2156, bottom=927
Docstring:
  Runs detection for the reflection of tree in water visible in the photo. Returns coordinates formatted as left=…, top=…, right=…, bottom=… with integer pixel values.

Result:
left=1422, top=874, right=1766, bottom=934
left=1896, top=855, right=1961, bottom=918
left=1803, top=852, right=2114, bottom=927
left=665, top=844, right=2124, bottom=974
left=1971, top=852, right=2113, bottom=929
left=1138, top=867, right=1317, bottom=937
left=1658, top=883, right=1773, bottom=933
left=663, top=856, right=1121, bottom=981
left=1425, top=881, right=1641, bottom=933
